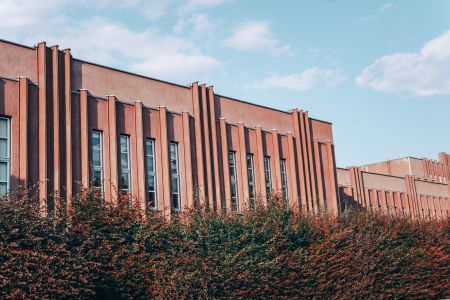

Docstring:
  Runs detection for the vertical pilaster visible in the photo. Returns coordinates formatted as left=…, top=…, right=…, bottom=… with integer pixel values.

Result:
left=18, top=77, right=28, bottom=184
left=271, top=129, right=281, bottom=191
left=255, top=126, right=267, bottom=203
left=192, top=82, right=205, bottom=203
left=80, top=89, right=89, bottom=188
left=208, top=86, right=221, bottom=211
left=182, top=111, right=194, bottom=209
left=299, top=111, right=312, bottom=211
left=201, top=84, right=214, bottom=209
left=313, top=138, right=325, bottom=211
left=51, top=46, right=61, bottom=196
left=107, top=95, right=118, bottom=203
left=379, top=190, right=388, bottom=214
left=220, top=118, right=231, bottom=211
left=135, top=101, right=146, bottom=211
left=304, top=112, right=317, bottom=213
left=292, top=110, right=307, bottom=210
left=238, top=122, right=248, bottom=209
left=158, top=106, right=170, bottom=217
left=37, top=42, right=47, bottom=213
left=326, top=141, right=339, bottom=215
left=63, top=49, right=72, bottom=201
left=287, top=133, right=299, bottom=209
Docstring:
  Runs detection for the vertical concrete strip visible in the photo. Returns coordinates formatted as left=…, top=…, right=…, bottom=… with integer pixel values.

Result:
left=200, top=85, right=213, bottom=209
left=379, top=190, right=388, bottom=214
left=191, top=82, right=205, bottom=203
left=326, top=141, right=339, bottom=215
left=182, top=111, right=194, bottom=209
left=18, top=77, right=28, bottom=184
left=271, top=129, right=281, bottom=191
left=299, top=111, right=312, bottom=211
left=80, top=89, right=89, bottom=188
left=292, top=110, right=307, bottom=211
left=357, top=169, right=366, bottom=207
left=287, top=133, right=299, bottom=209
left=313, top=138, right=325, bottom=211
left=219, top=118, right=231, bottom=211
left=63, top=49, right=72, bottom=201
left=374, top=189, right=381, bottom=212
left=255, top=126, right=267, bottom=204
left=304, top=112, right=318, bottom=214
left=51, top=46, right=61, bottom=196
left=108, top=95, right=118, bottom=203
left=135, top=101, right=146, bottom=211
left=37, top=42, right=48, bottom=214
left=238, top=122, right=248, bottom=210
left=208, top=87, right=221, bottom=211
left=158, top=106, right=170, bottom=217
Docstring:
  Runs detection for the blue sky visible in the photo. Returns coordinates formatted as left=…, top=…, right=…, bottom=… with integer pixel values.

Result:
left=1, top=0, right=449, bottom=167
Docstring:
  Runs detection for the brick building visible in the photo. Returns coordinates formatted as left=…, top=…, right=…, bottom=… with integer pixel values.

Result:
left=0, top=39, right=339, bottom=217
left=337, top=153, right=450, bottom=219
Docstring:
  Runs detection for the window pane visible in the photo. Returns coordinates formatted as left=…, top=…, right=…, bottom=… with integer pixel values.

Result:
left=0, top=119, right=7, bottom=137
left=172, top=194, right=179, bottom=210
left=93, top=170, right=102, bottom=187
left=0, top=182, right=7, bottom=196
left=146, top=140, right=154, bottom=156
left=121, top=153, right=129, bottom=169
left=0, top=139, right=7, bottom=157
left=171, top=176, right=179, bottom=193
left=121, top=173, right=130, bottom=190
left=148, top=192, right=156, bottom=209
left=120, top=136, right=128, bottom=153
left=231, top=184, right=237, bottom=198
left=148, top=175, right=155, bottom=191
left=93, top=150, right=101, bottom=167
left=0, top=162, right=7, bottom=181
left=170, top=159, right=177, bottom=173
left=147, top=156, right=154, bottom=172
left=92, top=132, right=101, bottom=149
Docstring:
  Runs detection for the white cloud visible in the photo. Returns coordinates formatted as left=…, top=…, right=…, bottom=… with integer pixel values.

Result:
left=379, top=3, right=393, bottom=12
left=356, top=2, right=394, bottom=23
left=223, top=21, right=290, bottom=55
left=248, top=68, right=345, bottom=91
left=47, top=17, right=222, bottom=81
left=180, top=0, right=231, bottom=12
left=355, top=30, right=450, bottom=96
left=174, top=13, right=216, bottom=34
left=0, top=0, right=223, bottom=83
left=0, top=0, right=69, bottom=28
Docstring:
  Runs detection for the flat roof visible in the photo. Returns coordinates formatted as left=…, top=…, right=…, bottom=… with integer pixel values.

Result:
left=0, top=38, right=332, bottom=125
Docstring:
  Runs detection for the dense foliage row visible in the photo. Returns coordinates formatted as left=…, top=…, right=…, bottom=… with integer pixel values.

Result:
left=0, top=189, right=448, bottom=299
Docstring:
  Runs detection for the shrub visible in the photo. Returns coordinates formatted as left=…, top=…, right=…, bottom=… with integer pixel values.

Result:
left=0, top=190, right=448, bottom=299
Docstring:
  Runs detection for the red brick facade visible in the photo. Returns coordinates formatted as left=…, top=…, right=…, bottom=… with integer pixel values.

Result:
left=0, top=39, right=339, bottom=216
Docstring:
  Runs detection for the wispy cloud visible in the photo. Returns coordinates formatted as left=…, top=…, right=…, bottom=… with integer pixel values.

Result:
left=355, top=30, right=450, bottom=96
left=223, top=21, right=290, bottom=56
left=0, top=0, right=223, bottom=83
left=356, top=2, right=394, bottom=23
left=247, top=68, right=345, bottom=91
left=180, top=0, right=232, bottom=13
left=174, top=13, right=216, bottom=34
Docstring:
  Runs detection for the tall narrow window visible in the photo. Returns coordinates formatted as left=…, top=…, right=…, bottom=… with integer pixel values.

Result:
left=0, top=117, right=10, bottom=196
left=92, top=131, right=103, bottom=192
left=228, top=151, right=239, bottom=211
left=247, top=154, right=256, bottom=209
left=170, top=142, right=181, bottom=212
left=146, top=139, right=157, bottom=210
left=120, top=135, right=131, bottom=194
left=280, top=159, right=288, bottom=201
left=264, top=156, right=272, bottom=197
